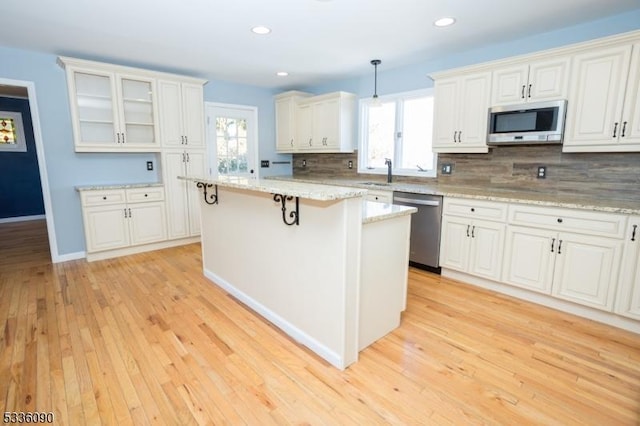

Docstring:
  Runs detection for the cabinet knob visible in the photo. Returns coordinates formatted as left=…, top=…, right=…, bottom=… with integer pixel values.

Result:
left=470, top=207, right=475, bottom=212
left=103, top=196, right=107, bottom=200
left=144, top=194, right=148, bottom=197
left=557, top=218, right=563, bottom=223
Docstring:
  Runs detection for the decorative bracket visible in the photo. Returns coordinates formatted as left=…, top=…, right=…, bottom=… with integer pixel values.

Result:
left=196, top=182, right=218, bottom=205
left=273, top=194, right=299, bottom=226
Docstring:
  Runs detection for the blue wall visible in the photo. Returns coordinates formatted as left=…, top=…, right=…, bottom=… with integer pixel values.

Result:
left=0, top=97, right=45, bottom=219
left=0, top=9, right=638, bottom=257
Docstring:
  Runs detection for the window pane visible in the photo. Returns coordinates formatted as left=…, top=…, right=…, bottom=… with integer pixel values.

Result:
left=366, top=102, right=396, bottom=168
left=0, top=117, right=17, bottom=144
left=216, top=116, right=248, bottom=176
left=400, top=96, right=434, bottom=170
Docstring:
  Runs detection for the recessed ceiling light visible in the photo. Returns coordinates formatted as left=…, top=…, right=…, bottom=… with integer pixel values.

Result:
left=276, top=71, right=289, bottom=77
left=251, top=26, right=271, bottom=35
left=434, top=17, right=456, bottom=27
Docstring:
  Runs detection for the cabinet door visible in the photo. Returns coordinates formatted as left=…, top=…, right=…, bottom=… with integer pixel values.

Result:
left=502, top=226, right=556, bottom=294
left=275, top=97, right=296, bottom=151
left=564, top=45, right=632, bottom=148
left=619, top=43, right=640, bottom=148
left=616, top=217, right=640, bottom=319
left=458, top=72, right=491, bottom=149
left=83, top=204, right=130, bottom=252
left=163, top=151, right=190, bottom=239
left=296, top=104, right=314, bottom=150
left=528, top=57, right=570, bottom=102
left=467, top=220, right=505, bottom=282
left=552, top=233, right=622, bottom=311
left=128, top=202, right=167, bottom=245
left=116, top=73, right=159, bottom=149
left=439, top=216, right=470, bottom=272
left=314, top=98, right=340, bottom=150
left=69, top=68, right=119, bottom=148
left=432, top=78, right=459, bottom=149
left=491, top=65, right=529, bottom=105
left=181, top=83, right=205, bottom=148
left=185, top=150, right=207, bottom=236
left=158, top=80, right=184, bottom=148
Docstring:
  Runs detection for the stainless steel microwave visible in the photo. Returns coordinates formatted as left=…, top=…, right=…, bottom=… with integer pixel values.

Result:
left=487, top=100, right=567, bottom=145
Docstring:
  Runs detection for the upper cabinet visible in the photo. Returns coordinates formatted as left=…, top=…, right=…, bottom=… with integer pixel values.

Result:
left=59, top=56, right=206, bottom=153
left=491, top=56, right=570, bottom=106
left=432, top=71, right=491, bottom=153
left=158, top=80, right=206, bottom=149
left=275, top=91, right=312, bottom=152
left=274, top=91, right=356, bottom=153
left=563, top=43, right=640, bottom=152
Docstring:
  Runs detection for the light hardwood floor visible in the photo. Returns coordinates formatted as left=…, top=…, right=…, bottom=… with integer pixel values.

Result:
left=1, top=220, right=639, bottom=425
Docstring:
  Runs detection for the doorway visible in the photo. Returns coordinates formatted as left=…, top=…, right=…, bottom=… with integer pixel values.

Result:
left=205, top=103, right=259, bottom=179
left=0, top=78, right=56, bottom=262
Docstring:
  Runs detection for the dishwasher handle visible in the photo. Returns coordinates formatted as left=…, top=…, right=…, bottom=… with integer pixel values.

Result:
left=394, top=197, right=440, bottom=207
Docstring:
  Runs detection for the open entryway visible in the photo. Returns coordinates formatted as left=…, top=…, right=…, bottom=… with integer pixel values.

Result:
left=205, top=102, right=259, bottom=179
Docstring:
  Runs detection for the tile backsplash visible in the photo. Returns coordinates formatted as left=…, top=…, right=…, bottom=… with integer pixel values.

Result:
left=292, top=146, right=640, bottom=201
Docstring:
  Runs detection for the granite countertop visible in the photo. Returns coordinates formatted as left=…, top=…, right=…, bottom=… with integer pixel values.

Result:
left=75, top=182, right=164, bottom=191
left=362, top=200, right=417, bottom=224
left=269, top=176, right=640, bottom=215
left=178, top=175, right=367, bottom=201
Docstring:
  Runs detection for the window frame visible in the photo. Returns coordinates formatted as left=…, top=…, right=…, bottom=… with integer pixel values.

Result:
left=0, top=111, right=27, bottom=152
left=357, top=88, right=436, bottom=178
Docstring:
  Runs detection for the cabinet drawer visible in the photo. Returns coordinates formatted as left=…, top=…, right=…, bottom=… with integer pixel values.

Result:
left=508, top=204, right=627, bottom=238
left=443, top=197, right=508, bottom=222
left=126, top=186, right=165, bottom=203
left=366, top=189, right=393, bottom=203
left=81, top=189, right=127, bottom=207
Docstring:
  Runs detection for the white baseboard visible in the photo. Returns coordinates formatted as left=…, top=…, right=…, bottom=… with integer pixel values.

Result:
left=203, top=268, right=345, bottom=369
left=86, top=237, right=200, bottom=262
left=0, top=214, right=45, bottom=224
left=53, top=251, right=86, bottom=263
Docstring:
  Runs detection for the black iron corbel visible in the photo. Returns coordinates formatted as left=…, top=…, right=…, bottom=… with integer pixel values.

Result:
left=196, top=182, right=218, bottom=205
left=273, top=194, right=299, bottom=226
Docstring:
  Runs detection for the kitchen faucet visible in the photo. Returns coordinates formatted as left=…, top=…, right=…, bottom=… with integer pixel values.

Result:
left=385, top=158, right=392, bottom=183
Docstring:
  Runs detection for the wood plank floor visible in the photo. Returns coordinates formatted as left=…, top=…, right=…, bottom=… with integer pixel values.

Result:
left=1, top=220, right=639, bottom=425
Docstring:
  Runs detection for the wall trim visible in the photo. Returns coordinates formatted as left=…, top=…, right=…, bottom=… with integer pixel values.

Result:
left=0, top=214, right=45, bottom=224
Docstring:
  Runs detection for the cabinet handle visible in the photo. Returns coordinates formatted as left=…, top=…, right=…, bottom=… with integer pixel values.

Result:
left=613, top=122, right=618, bottom=138
left=557, top=239, right=563, bottom=254
left=124, top=208, right=128, bottom=218
left=632, top=224, right=637, bottom=242
left=128, top=208, right=132, bottom=218
left=186, top=152, right=190, bottom=162
left=471, top=225, right=475, bottom=238
left=521, top=85, right=526, bottom=99
left=458, top=131, right=462, bottom=143
left=557, top=218, right=563, bottom=223
left=185, top=136, right=188, bottom=145
left=551, top=237, right=555, bottom=253
left=470, top=208, right=475, bottom=212
left=290, top=138, right=294, bottom=147
left=453, top=131, right=458, bottom=143
left=466, top=224, right=470, bottom=237
left=182, top=153, right=186, bottom=162
left=621, top=121, right=627, bottom=138
left=527, top=84, right=532, bottom=98
left=117, top=133, right=121, bottom=144
left=103, top=196, right=107, bottom=200
left=181, top=136, right=185, bottom=145
left=309, top=138, right=312, bottom=146
left=144, top=193, right=148, bottom=197
left=122, top=133, right=125, bottom=144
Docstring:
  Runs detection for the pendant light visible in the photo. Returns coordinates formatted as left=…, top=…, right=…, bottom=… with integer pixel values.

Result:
left=370, top=59, right=382, bottom=105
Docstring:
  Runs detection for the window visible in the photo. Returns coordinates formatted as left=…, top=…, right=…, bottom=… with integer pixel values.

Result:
left=0, top=111, right=27, bottom=152
left=358, top=89, right=436, bottom=177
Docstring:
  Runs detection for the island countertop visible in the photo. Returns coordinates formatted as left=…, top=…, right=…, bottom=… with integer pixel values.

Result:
left=179, top=175, right=367, bottom=201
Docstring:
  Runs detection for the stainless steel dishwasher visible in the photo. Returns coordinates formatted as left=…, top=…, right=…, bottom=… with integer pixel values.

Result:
left=392, top=192, right=443, bottom=273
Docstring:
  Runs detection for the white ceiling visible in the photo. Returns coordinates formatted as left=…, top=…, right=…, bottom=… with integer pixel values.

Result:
left=2, top=0, right=640, bottom=89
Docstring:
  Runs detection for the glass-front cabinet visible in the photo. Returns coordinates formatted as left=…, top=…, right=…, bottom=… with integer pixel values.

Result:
left=60, top=57, right=160, bottom=152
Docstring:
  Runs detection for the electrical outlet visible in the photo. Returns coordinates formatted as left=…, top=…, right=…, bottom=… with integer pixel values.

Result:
left=261, top=160, right=270, bottom=168
left=146, top=161, right=153, bottom=171
left=441, top=163, right=453, bottom=175
left=537, top=166, right=546, bottom=179
left=302, top=159, right=307, bottom=167
left=348, top=160, right=353, bottom=169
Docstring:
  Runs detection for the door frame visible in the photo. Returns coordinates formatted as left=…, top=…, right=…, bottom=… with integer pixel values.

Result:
left=204, top=102, right=260, bottom=179
left=0, top=77, right=58, bottom=262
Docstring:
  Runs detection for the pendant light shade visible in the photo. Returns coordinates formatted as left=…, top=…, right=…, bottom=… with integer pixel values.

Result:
left=370, top=59, right=381, bottom=104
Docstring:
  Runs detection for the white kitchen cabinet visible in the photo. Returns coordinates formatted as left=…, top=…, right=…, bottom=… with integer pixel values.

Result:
left=564, top=43, right=640, bottom=152
left=60, top=58, right=160, bottom=152
left=295, top=91, right=356, bottom=152
left=158, top=80, right=206, bottom=148
left=503, top=204, right=625, bottom=311
left=491, top=57, right=570, bottom=105
left=365, top=189, right=393, bottom=203
left=440, top=198, right=507, bottom=282
left=80, top=187, right=167, bottom=254
left=163, top=149, right=207, bottom=239
left=615, top=217, right=640, bottom=320
left=275, top=91, right=312, bottom=152
left=432, top=71, right=491, bottom=153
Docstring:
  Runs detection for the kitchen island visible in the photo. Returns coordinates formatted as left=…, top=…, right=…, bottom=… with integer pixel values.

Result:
left=179, top=176, right=416, bottom=369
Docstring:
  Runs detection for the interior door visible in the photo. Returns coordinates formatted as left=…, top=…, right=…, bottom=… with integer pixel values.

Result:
left=205, top=103, right=258, bottom=179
